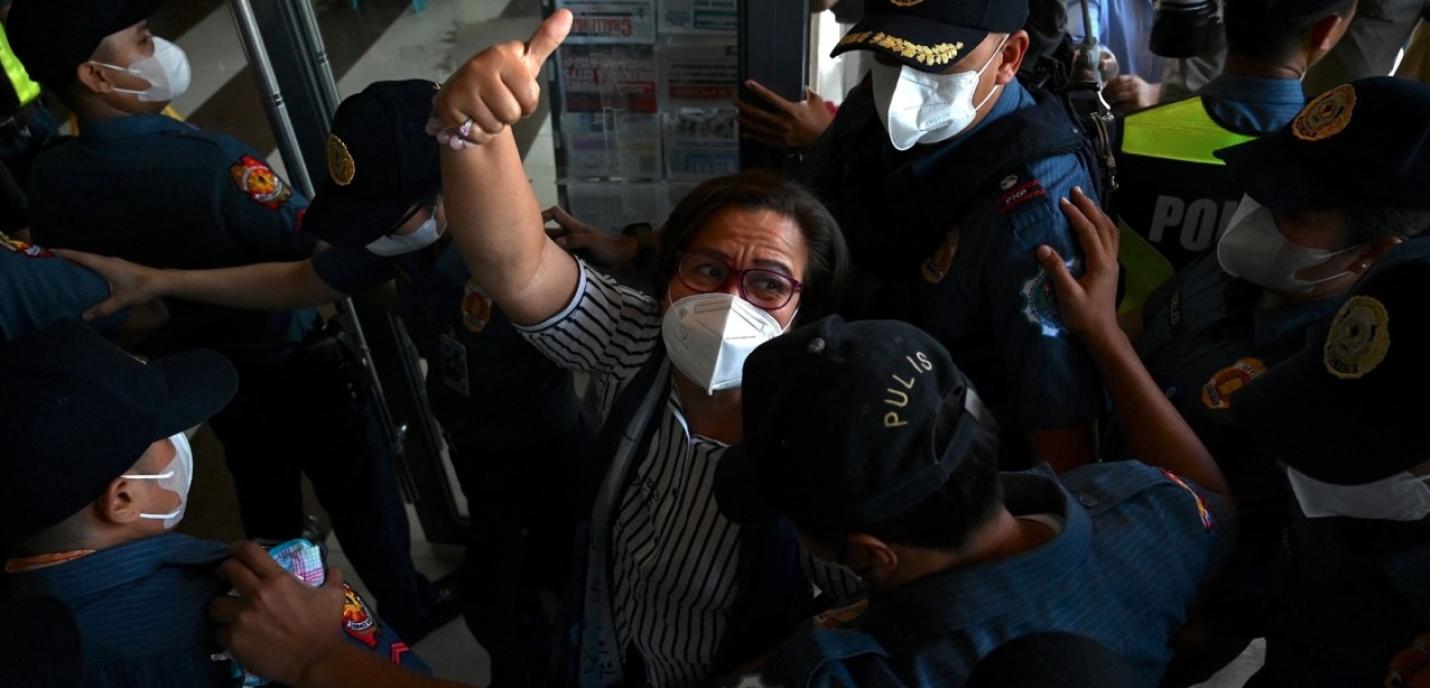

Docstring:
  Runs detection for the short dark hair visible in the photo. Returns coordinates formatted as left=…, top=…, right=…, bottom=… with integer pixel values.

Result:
left=798, top=408, right=1005, bottom=552
left=654, top=171, right=849, bottom=324
left=1345, top=205, right=1430, bottom=245
left=1225, top=0, right=1356, bottom=64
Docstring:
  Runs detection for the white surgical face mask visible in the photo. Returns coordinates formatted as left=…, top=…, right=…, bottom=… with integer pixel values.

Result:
left=366, top=215, right=444, bottom=257
left=1217, top=194, right=1362, bottom=294
left=662, top=293, right=788, bottom=395
left=122, top=433, right=195, bottom=530
left=91, top=37, right=192, bottom=103
left=870, top=35, right=1008, bottom=151
left=1287, top=467, right=1430, bottom=522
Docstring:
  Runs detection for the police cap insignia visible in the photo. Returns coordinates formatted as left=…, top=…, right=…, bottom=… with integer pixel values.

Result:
left=1324, top=295, right=1390, bottom=380
left=327, top=134, right=357, bottom=186
left=1293, top=84, right=1356, bottom=142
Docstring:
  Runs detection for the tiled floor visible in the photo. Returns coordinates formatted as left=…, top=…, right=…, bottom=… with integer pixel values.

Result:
left=170, top=1, right=1264, bottom=685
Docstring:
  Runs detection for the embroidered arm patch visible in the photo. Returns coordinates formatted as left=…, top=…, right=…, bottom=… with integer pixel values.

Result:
left=229, top=154, right=293, bottom=210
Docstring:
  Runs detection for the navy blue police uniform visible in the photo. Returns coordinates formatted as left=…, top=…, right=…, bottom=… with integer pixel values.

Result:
left=711, top=317, right=1234, bottom=688
left=804, top=0, right=1106, bottom=463
left=1222, top=77, right=1430, bottom=688
left=0, top=322, right=429, bottom=687
left=0, top=233, right=129, bottom=340
left=7, top=0, right=438, bottom=635
left=302, top=80, right=594, bottom=688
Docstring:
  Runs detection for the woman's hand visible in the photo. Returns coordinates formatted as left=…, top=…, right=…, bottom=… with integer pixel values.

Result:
left=543, top=206, right=638, bottom=269
left=54, top=249, right=172, bottom=321
left=1038, top=187, right=1123, bottom=352
left=429, top=9, right=573, bottom=148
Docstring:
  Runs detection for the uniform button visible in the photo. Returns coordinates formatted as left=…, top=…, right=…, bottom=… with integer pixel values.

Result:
left=1078, top=493, right=1099, bottom=507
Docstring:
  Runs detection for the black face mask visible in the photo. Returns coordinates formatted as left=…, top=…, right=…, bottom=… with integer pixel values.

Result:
left=1149, top=0, right=1221, bottom=58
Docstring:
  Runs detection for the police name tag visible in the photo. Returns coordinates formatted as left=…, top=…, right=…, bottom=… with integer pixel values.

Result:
left=438, top=330, right=471, bottom=397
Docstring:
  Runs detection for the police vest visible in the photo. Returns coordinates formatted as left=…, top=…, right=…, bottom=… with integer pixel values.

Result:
left=1113, top=97, right=1256, bottom=312
left=0, top=23, right=41, bottom=116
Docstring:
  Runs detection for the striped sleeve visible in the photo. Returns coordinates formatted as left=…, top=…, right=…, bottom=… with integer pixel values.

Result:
left=800, top=550, right=867, bottom=606
left=517, top=260, right=663, bottom=411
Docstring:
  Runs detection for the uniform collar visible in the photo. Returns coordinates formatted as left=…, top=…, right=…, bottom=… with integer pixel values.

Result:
left=1247, top=293, right=1341, bottom=345
left=80, top=114, right=190, bottom=142
left=7, top=534, right=230, bottom=603
left=861, top=467, right=1092, bottom=635
left=1201, top=73, right=1305, bottom=107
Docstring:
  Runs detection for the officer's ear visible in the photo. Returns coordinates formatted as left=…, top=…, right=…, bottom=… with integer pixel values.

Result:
left=1347, top=235, right=1404, bottom=276
left=994, top=31, right=1031, bottom=85
left=73, top=61, right=117, bottom=97
left=94, top=475, right=145, bottom=526
left=845, top=533, right=899, bottom=580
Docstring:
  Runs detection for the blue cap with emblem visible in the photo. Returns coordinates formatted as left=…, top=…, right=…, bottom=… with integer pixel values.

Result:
left=0, top=319, right=237, bottom=545
left=714, top=315, right=991, bottom=531
left=830, top=0, right=1029, bottom=73
left=1236, top=243, right=1430, bottom=484
left=302, top=79, right=443, bottom=249
left=1215, top=77, right=1430, bottom=213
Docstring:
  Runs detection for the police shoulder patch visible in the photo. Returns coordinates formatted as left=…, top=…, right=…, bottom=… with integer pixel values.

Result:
left=229, top=154, right=293, bottom=210
left=1020, top=258, right=1078, bottom=338
left=461, top=278, right=493, bottom=333
left=341, top=583, right=381, bottom=649
left=813, top=596, right=869, bottom=630
left=1200, top=357, right=1266, bottom=411
left=0, top=235, right=53, bottom=258
left=1323, top=295, right=1390, bottom=380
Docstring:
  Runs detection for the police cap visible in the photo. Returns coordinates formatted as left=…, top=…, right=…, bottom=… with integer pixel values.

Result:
left=6, top=0, right=162, bottom=89
left=303, top=79, right=442, bottom=249
left=1215, top=77, right=1430, bottom=213
left=714, top=316, right=988, bottom=532
left=1237, top=245, right=1430, bottom=484
left=830, top=0, right=1029, bottom=73
left=0, top=320, right=237, bottom=545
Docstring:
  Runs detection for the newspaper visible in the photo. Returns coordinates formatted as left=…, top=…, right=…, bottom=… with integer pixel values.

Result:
left=557, top=0, right=658, bottom=44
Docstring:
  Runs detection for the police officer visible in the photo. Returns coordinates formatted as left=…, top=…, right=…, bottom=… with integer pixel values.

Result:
left=5, top=0, right=447, bottom=638
left=1125, top=76, right=1430, bottom=683
left=804, top=0, right=1106, bottom=471
left=0, top=0, right=59, bottom=201
left=0, top=230, right=166, bottom=340
left=1235, top=252, right=1430, bottom=687
left=64, top=79, right=596, bottom=688
left=709, top=302, right=1234, bottom=684
left=1114, top=0, right=1357, bottom=311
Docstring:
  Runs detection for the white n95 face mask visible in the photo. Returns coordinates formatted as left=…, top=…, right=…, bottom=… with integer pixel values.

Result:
left=662, top=293, right=787, bottom=395
left=870, top=35, right=1008, bottom=151
left=1217, top=194, right=1362, bottom=294
left=91, top=37, right=192, bottom=103
left=122, top=433, right=195, bottom=530
left=1287, top=467, right=1430, bottom=522
left=366, top=216, right=444, bottom=257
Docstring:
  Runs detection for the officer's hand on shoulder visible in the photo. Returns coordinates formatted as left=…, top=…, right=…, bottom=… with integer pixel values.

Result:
left=54, top=249, right=172, bottom=322
left=543, top=206, right=639, bottom=270
left=1037, top=188, right=1122, bottom=349
left=432, top=9, right=572, bottom=145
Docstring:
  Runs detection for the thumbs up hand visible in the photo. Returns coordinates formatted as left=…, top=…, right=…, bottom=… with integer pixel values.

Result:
left=430, top=9, right=572, bottom=148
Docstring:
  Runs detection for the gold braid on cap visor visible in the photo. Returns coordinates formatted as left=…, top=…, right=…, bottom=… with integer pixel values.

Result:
left=837, top=31, right=965, bottom=67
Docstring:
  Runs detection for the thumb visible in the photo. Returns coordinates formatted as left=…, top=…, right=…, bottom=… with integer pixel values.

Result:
left=324, top=566, right=345, bottom=592
left=83, top=296, right=126, bottom=322
left=805, top=87, right=824, bottom=104
left=524, top=9, right=573, bottom=70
